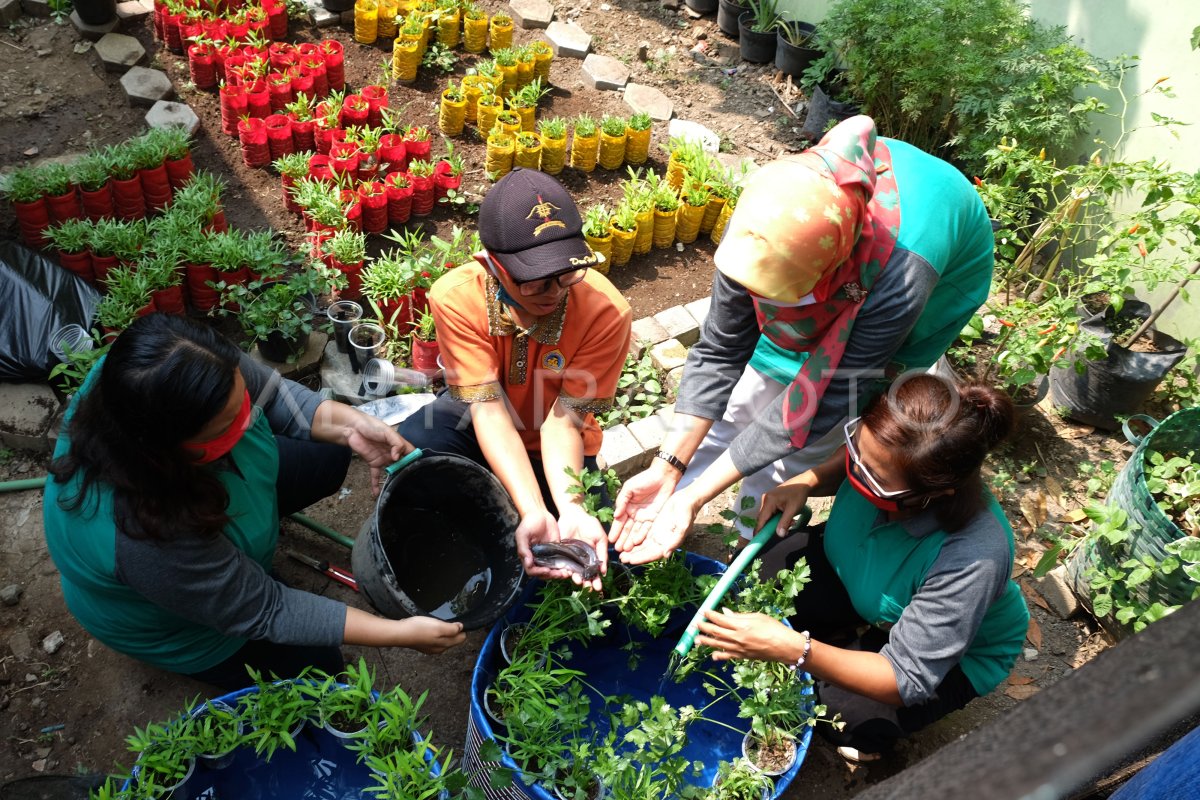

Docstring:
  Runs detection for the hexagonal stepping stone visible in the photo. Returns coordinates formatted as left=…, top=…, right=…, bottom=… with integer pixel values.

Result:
left=115, top=0, right=153, bottom=22
left=145, top=100, right=200, bottom=136
left=624, top=82, right=674, bottom=121
left=510, top=0, right=552, bottom=29
left=69, top=9, right=118, bottom=39
left=581, top=53, right=630, bottom=91
left=95, top=32, right=144, bottom=72
left=545, top=20, right=592, bottom=59
left=121, top=66, right=174, bottom=108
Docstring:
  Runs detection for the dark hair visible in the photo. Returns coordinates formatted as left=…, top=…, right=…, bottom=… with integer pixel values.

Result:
left=49, top=314, right=243, bottom=540
left=861, top=375, right=1014, bottom=532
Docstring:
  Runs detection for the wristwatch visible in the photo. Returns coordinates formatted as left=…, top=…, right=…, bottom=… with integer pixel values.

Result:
left=654, top=450, right=687, bottom=474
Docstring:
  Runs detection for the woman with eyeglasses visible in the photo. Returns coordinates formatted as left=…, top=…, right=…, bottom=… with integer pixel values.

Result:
left=694, top=376, right=1029, bottom=761
left=398, top=169, right=632, bottom=591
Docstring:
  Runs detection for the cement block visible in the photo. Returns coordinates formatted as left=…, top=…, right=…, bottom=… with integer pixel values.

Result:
left=70, top=9, right=118, bottom=39
left=145, top=100, right=200, bottom=135
left=545, top=20, right=592, bottom=59
left=510, top=0, right=552, bottom=28
left=630, top=316, right=670, bottom=355
left=310, top=5, right=338, bottom=26
left=95, top=32, right=144, bottom=72
left=249, top=331, right=329, bottom=380
left=654, top=305, right=699, bottom=347
left=1, top=0, right=23, bottom=25
left=0, top=383, right=60, bottom=452
left=624, top=82, right=674, bottom=122
left=120, top=66, right=174, bottom=108
left=581, top=53, right=630, bottom=91
left=627, top=413, right=666, bottom=455
left=684, top=296, right=711, bottom=329
left=597, top=423, right=646, bottom=477
left=648, top=338, right=687, bottom=373
left=115, top=0, right=152, bottom=22
left=665, top=365, right=685, bottom=399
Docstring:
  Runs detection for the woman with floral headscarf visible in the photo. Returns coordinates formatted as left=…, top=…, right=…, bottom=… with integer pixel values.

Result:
left=612, top=115, right=995, bottom=561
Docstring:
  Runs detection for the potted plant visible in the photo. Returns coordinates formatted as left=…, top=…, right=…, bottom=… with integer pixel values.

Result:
left=433, top=145, right=465, bottom=199
left=323, top=229, right=368, bottom=300
left=624, top=112, right=653, bottom=167
left=274, top=151, right=313, bottom=214
left=508, top=78, right=549, bottom=133
left=774, top=19, right=817, bottom=80
left=651, top=179, right=680, bottom=250
left=185, top=699, right=245, bottom=770
left=737, top=0, right=780, bottom=64
left=462, top=3, right=488, bottom=53
left=124, top=720, right=196, bottom=797
left=476, top=92, right=504, bottom=141
left=221, top=264, right=340, bottom=363
left=237, top=669, right=321, bottom=760
left=411, top=308, right=440, bottom=375
left=529, top=40, right=554, bottom=83
left=716, top=0, right=749, bottom=38
left=608, top=204, right=638, bottom=269
left=675, top=180, right=710, bottom=245
left=72, top=153, right=116, bottom=222
left=582, top=204, right=613, bottom=275
left=570, top=115, right=598, bottom=173
left=488, top=12, right=514, bottom=55
left=407, top=159, right=438, bottom=217
left=538, top=117, right=568, bottom=176
left=514, top=131, right=543, bottom=171
left=597, top=115, right=628, bottom=172
left=362, top=247, right=417, bottom=328
left=44, top=219, right=96, bottom=284
left=485, top=127, right=515, bottom=181
left=439, top=81, right=468, bottom=137
left=304, top=658, right=377, bottom=740
left=708, top=758, right=774, bottom=799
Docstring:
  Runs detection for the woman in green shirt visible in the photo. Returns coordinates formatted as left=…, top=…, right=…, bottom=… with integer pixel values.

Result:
left=696, top=376, right=1028, bottom=760
left=44, top=314, right=465, bottom=689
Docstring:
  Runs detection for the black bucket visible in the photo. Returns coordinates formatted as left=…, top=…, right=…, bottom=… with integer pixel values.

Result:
left=351, top=451, right=524, bottom=631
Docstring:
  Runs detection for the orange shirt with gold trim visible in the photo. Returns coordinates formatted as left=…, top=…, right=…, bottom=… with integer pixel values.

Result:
left=429, top=260, right=633, bottom=457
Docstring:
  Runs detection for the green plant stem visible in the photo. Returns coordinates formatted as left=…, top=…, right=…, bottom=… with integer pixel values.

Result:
left=1122, top=261, right=1200, bottom=348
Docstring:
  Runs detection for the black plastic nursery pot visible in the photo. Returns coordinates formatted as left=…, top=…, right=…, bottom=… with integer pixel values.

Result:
left=717, top=0, right=748, bottom=37
left=257, top=330, right=306, bottom=363
left=738, top=12, right=777, bottom=64
left=351, top=451, right=524, bottom=631
left=801, top=83, right=861, bottom=139
left=322, top=0, right=354, bottom=11
left=73, top=0, right=116, bottom=25
left=685, top=0, right=718, bottom=14
left=1049, top=299, right=1186, bottom=431
left=775, top=21, right=819, bottom=79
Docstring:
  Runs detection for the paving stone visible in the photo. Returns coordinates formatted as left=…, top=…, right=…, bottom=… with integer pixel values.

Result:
left=249, top=330, right=329, bottom=380
left=0, top=383, right=59, bottom=452
left=509, top=0, right=552, bottom=28
left=115, top=0, right=152, bottom=22
left=545, top=20, right=592, bottom=59
left=120, top=66, right=174, bottom=107
left=630, top=317, right=670, bottom=355
left=70, top=9, right=118, bottom=39
left=300, top=0, right=339, bottom=27
left=1035, top=565, right=1080, bottom=620
left=21, top=0, right=49, bottom=16
left=627, top=413, right=666, bottom=456
left=649, top=338, right=687, bottom=373
left=581, top=53, right=630, bottom=91
left=623, top=82, right=674, bottom=121
left=95, top=32, right=144, bottom=72
left=145, top=100, right=201, bottom=135
left=597, top=423, right=646, bottom=477
left=684, top=296, right=711, bottom=329
left=0, top=0, right=22, bottom=25
left=654, top=305, right=700, bottom=347
left=668, top=118, right=720, bottom=152
left=665, top=365, right=685, bottom=399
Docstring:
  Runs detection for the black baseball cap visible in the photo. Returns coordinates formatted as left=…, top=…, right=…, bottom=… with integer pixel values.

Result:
left=478, top=168, right=601, bottom=282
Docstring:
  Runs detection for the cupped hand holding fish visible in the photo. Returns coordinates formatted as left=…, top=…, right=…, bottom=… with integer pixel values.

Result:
left=553, top=505, right=608, bottom=590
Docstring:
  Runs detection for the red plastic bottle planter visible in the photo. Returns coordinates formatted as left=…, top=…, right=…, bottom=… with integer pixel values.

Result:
left=46, top=189, right=81, bottom=224
left=92, top=254, right=119, bottom=285
left=433, top=160, right=461, bottom=201
left=378, top=293, right=413, bottom=330
left=264, top=0, right=288, bottom=40
left=165, top=152, right=195, bottom=190
left=238, top=117, right=271, bottom=169
left=359, top=182, right=388, bottom=234
left=280, top=173, right=301, bottom=213
left=409, top=173, right=436, bottom=217
left=186, top=262, right=221, bottom=311
left=307, top=154, right=333, bottom=181
left=377, top=134, right=407, bottom=175
left=58, top=250, right=94, bottom=283
left=152, top=285, right=187, bottom=315
left=384, top=174, right=413, bottom=225
left=80, top=183, right=115, bottom=222
left=411, top=337, right=440, bottom=374
left=163, top=12, right=184, bottom=52
left=331, top=258, right=363, bottom=301
left=219, top=84, right=248, bottom=137
left=361, top=84, right=388, bottom=129
left=301, top=57, right=328, bottom=99
left=321, top=40, right=345, bottom=92
left=403, top=132, right=432, bottom=162
left=140, top=163, right=173, bottom=212
left=290, top=69, right=315, bottom=103
left=340, top=95, right=369, bottom=128
left=246, top=80, right=272, bottom=119
left=290, top=114, right=316, bottom=152
left=265, top=114, right=295, bottom=161
left=111, top=176, right=147, bottom=221
left=267, top=73, right=294, bottom=113
left=329, top=142, right=361, bottom=182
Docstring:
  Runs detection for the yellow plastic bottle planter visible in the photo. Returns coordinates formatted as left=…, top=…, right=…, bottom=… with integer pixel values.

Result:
left=625, top=124, right=651, bottom=166
left=461, top=76, right=485, bottom=123
left=598, top=130, right=626, bottom=171
left=463, top=12, right=488, bottom=52
left=699, top=193, right=727, bottom=234
left=514, top=132, right=543, bottom=170
left=530, top=41, right=553, bottom=83
left=652, top=206, right=677, bottom=249
left=710, top=201, right=734, bottom=244
left=584, top=232, right=613, bottom=275
left=377, top=0, right=398, bottom=38
left=355, top=0, right=379, bottom=44
left=666, top=151, right=687, bottom=192
left=497, top=62, right=518, bottom=98
left=489, top=15, right=513, bottom=52
left=476, top=97, right=502, bottom=140
left=609, top=222, right=636, bottom=267
left=438, top=89, right=468, bottom=137
left=570, top=131, right=598, bottom=173
left=633, top=206, right=654, bottom=255
left=436, top=8, right=460, bottom=47
left=515, top=55, right=535, bottom=89
left=512, top=104, right=536, bottom=133
left=392, top=38, right=421, bottom=83
left=675, top=201, right=705, bottom=244
left=496, top=111, right=522, bottom=136
left=485, top=132, right=515, bottom=179
left=539, top=133, right=567, bottom=175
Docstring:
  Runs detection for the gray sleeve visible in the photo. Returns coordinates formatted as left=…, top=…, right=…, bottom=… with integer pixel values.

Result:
left=880, top=514, right=1013, bottom=706
left=673, top=271, right=760, bottom=421
left=114, top=531, right=347, bottom=647
left=239, top=353, right=325, bottom=440
left=727, top=250, right=939, bottom=477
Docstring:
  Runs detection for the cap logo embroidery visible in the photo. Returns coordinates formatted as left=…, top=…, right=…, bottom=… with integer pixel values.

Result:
left=527, top=194, right=566, bottom=237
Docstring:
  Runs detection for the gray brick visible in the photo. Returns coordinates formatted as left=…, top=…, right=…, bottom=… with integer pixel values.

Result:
left=581, top=53, right=630, bottom=91
left=115, top=0, right=152, bottom=22
left=630, top=316, right=670, bottom=356
left=545, top=20, right=591, bottom=59
left=120, top=66, right=174, bottom=108
left=145, top=100, right=200, bottom=136
left=654, top=305, right=700, bottom=346
left=627, top=413, right=666, bottom=455
left=509, top=0, right=553, bottom=28
left=597, top=423, right=646, bottom=478
left=684, top=296, right=711, bottom=328
left=649, top=339, right=687, bottom=373
left=0, top=383, right=61, bottom=452
left=624, top=82, right=674, bottom=121
left=95, top=32, right=144, bottom=72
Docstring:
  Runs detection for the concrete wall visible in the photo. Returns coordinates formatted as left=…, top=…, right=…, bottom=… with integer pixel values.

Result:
left=775, top=0, right=1199, bottom=340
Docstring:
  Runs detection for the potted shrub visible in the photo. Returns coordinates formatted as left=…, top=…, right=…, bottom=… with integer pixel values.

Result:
left=708, top=758, right=774, bottom=799
left=737, top=0, right=780, bottom=64
left=675, top=180, right=709, bottom=245
left=185, top=699, right=245, bottom=770
left=597, top=115, right=627, bottom=172
left=44, top=219, right=96, bottom=284
left=608, top=204, right=638, bottom=269
left=362, top=247, right=417, bottom=328
left=323, top=229, right=368, bottom=300
left=72, top=153, right=116, bottom=222
left=237, top=669, right=321, bottom=760
left=582, top=204, right=613, bottom=274
left=439, top=81, right=469, bottom=137
left=624, top=112, right=653, bottom=167
left=488, top=13, right=514, bottom=54
left=411, top=308, right=440, bottom=375
left=124, top=720, right=196, bottom=797
left=221, top=263, right=342, bottom=363
left=570, top=115, right=598, bottom=173
left=651, top=180, right=680, bottom=250
left=774, top=19, right=818, bottom=80
left=514, top=131, right=543, bottom=170
left=537, top=117, right=568, bottom=176
left=462, top=3, right=488, bottom=53
left=485, top=127, right=515, bottom=181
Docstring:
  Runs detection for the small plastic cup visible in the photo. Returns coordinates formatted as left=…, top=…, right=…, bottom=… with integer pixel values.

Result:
left=327, top=300, right=363, bottom=354
left=348, top=322, right=385, bottom=374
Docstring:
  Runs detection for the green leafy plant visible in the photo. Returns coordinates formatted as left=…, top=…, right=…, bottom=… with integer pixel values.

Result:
left=744, top=0, right=781, bottom=33
left=627, top=112, right=653, bottom=132
left=538, top=116, right=567, bottom=140
left=598, top=347, right=667, bottom=428
left=414, top=308, right=437, bottom=342
left=49, top=334, right=109, bottom=396
left=422, top=41, right=458, bottom=72
left=582, top=204, right=611, bottom=238
left=573, top=114, right=597, bottom=139
left=600, top=115, right=627, bottom=138
left=564, top=466, right=621, bottom=524
left=707, top=758, right=775, bottom=799
left=219, top=263, right=343, bottom=355
left=1144, top=449, right=1200, bottom=538
left=508, top=77, right=550, bottom=110
left=323, top=229, right=368, bottom=266
left=237, top=668, right=320, bottom=760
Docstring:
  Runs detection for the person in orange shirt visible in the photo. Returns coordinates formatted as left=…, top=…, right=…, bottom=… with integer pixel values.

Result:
left=399, top=169, right=632, bottom=590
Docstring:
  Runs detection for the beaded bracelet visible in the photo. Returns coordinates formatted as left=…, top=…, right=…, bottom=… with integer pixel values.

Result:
left=792, top=630, right=812, bottom=672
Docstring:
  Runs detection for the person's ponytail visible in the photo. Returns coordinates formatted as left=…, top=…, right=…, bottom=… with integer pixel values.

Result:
left=959, top=383, right=1015, bottom=451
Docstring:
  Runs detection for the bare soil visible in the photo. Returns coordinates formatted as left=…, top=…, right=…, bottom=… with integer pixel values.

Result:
left=0, top=5, right=1122, bottom=798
